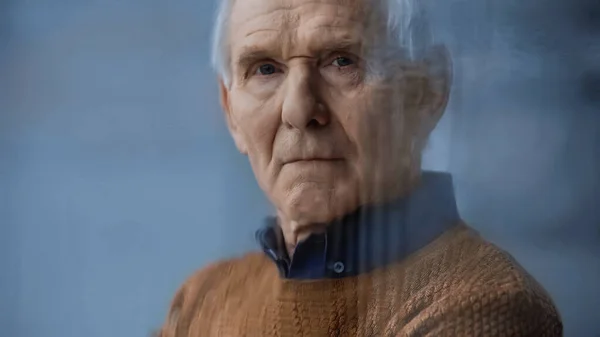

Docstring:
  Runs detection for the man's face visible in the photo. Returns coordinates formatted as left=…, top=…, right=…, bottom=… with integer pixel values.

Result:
left=221, top=0, right=448, bottom=225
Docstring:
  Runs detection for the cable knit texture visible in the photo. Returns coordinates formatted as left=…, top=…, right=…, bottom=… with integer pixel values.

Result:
left=159, top=224, right=562, bottom=336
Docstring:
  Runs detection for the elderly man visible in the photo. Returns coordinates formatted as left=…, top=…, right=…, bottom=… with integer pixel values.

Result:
left=160, top=0, right=562, bottom=335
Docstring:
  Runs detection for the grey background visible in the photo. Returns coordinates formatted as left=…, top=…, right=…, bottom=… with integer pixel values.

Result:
left=0, top=0, right=598, bottom=336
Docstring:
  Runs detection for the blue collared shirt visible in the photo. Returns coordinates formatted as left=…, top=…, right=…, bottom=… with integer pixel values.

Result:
left=256, top=171, right=460, bottom=279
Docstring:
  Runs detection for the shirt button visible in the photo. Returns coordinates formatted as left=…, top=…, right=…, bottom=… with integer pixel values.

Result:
left=332, top=261, right=345, bottom=274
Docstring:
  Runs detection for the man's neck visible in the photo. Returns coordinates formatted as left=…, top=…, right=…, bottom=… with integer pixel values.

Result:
left=256, top=171, right=460, bottom=278
left=276, top=175, right=420, bottom=258
left=277, top=214, right=327, bottom=258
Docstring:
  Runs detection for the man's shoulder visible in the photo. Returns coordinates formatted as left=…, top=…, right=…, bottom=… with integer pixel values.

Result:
left=159, top=252, right=273, bottom=335
left=444, top=224, right=554, bottom=293
left=400, top=224, right=563, bottom=335
left=406, top=223, right=554, bottom=295
left=423, top=223, right=561, bottom=314
left=449, top=236, right=563, bottom=335
left=452, top=224, right=562, bottom=331
left=180, top=251, right=272, bottom=291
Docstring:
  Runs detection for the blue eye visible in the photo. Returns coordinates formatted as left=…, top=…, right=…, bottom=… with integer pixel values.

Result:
left=332, top=57, right=353, bottom=67
left=257, top=63, right=277, bottom=75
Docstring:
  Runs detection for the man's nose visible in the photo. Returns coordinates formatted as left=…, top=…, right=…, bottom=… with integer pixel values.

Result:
left=281, top=69, right=330, bottom=130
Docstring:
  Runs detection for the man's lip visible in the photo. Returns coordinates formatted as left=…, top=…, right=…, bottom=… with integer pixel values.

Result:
left=285, top=158, right=344, bottom=164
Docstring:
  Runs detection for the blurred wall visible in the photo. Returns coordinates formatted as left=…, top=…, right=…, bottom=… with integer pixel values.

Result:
left=0, top=0, right=598, bottom=336
left=1, top=2, right=271, bottom=336
left=443, top=1, right=600, bottom=335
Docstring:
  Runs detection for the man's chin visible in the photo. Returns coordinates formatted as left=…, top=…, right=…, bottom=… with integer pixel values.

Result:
left=282, top=190, right=351, bottom=225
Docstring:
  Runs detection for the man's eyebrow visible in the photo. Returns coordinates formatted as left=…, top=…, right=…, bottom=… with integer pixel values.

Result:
left=235, top=47, right=273, bottom=70
left=315, top=39, right=362, bottom=55
left=234, top=37, right=363, bottom=71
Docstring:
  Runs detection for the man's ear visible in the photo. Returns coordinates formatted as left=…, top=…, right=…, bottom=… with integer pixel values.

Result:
left=414, top=45, right=452, bottom=141
left=219, top=79, right=248, bottom=154
left=425, top=44, right=452, bottom=121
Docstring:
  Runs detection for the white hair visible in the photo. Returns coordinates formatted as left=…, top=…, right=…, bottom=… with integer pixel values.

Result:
left=210, top=0, right=434, bottom=87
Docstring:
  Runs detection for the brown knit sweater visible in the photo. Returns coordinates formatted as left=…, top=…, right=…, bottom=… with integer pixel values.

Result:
left=159, top=224, right=562, bottom=336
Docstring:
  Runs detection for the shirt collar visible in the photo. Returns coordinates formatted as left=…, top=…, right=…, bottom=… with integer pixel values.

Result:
left=256, top=170, right=460, bottom=279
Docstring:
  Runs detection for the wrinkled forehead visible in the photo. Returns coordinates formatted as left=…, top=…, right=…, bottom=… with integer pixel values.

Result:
left=227, top=0, right=384, bottom=58
left=229, top=0, right=369, bottom=24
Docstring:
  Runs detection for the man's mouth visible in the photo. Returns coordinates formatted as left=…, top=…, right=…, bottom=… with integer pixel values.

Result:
left=285, top=158, right=344, bottom=164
